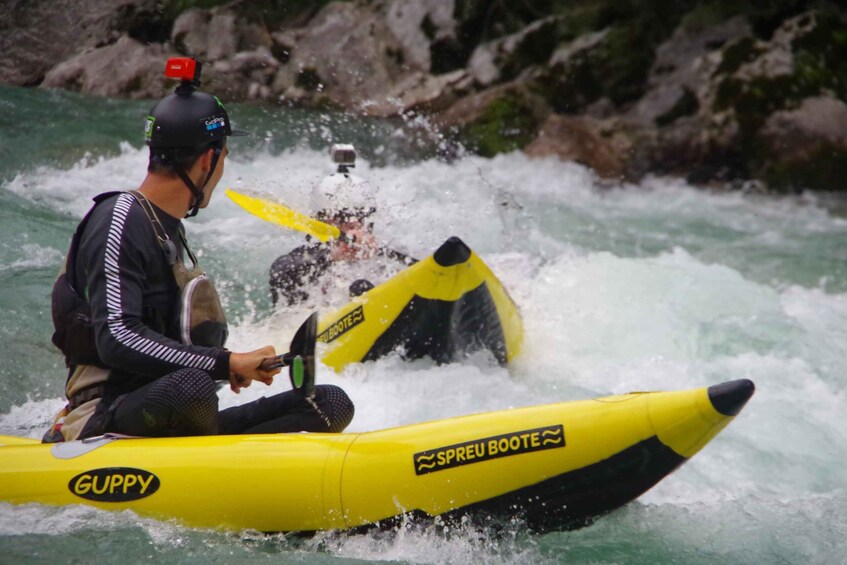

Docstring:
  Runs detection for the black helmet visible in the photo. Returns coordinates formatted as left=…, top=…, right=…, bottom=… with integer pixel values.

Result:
left=145, top=89, right=247, bottom=148
left=145, top=57, right=248, bottom=218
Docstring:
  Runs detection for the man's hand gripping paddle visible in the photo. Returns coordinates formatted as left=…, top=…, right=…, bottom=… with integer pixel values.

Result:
left=259, top=312, right=317, bottom=399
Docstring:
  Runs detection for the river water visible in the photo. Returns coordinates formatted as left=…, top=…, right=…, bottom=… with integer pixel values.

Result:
left=0, top=85, right=845, bottom=564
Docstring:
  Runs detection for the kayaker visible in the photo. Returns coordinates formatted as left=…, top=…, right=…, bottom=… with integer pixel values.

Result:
left=44, top=58, right=354, bottom=443
left=269, top=144, right=414, bottom=306
left=268, top=207, right=381, bottom=306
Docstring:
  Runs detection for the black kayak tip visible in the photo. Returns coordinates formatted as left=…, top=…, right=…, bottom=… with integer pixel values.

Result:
left=433, top=236, right=471, bottom=267
left=708, top=379, right=755, bottom=416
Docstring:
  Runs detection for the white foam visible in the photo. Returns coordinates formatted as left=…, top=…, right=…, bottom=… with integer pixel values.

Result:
left=0, top=243, right=63, bottom=272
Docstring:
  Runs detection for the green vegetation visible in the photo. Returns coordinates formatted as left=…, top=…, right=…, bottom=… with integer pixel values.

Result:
left=460, top=93, right=542, bottom=157
left=713, top=10, right=847, bottom=131
left=455, top=0, right=843, bottom=116
left=585, top=24, right=660, bottom=106
left=708, top=8, right=847, bottom=189
left=450, top=0, right=691, bottom=108
left=791, top=9, right=847, bottom=103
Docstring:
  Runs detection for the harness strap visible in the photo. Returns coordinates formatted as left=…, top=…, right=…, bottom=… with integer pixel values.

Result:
left=128, top=190, right=169, bottom=243
left=129, top=190, right=198, bottom=268
left=68, top=383, right=106, bottom=411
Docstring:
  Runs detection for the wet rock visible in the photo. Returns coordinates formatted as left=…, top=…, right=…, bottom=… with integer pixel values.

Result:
left=41, top=35, right=172, bottom=99
left=237, top=19, right=273, bottom=53
left=705, top=10, right=847, bottom=189
left=206, top=12, right=238, bottom=62
left=629, top=16, right=750, bottom=127
left=531, top=29, right=610, bottom=114
left=0, top=0, right=163, bottom=86
left=762, top=96, right=847, bottom=150
left=270, top=30, right=297, bottom=64
left=757, top=96, right=847, bottom=191
left=270, top=2, right=410, bottom=112
left=370, top=69, right=473, bottom=117
left=231, top=47, right=278, bottom=76
left=171, top=8, right=212, bottom=59
left=168, top=8, right=240, bottom=63
left=524, top=114, right=639, bottom=181
left=385, top=0, right=456, bottom=72
left=204, top=47, right=279, bottom=102
left=468, top=17, right=559, bottom=87
left=172, top=8, right=270, bottom=61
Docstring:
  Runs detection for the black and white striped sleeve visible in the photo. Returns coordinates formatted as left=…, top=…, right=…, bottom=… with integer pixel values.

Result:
left=82, top=193, right=230, bottom=380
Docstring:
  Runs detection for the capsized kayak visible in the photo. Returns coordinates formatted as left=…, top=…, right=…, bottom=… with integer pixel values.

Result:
left=317, top=236, right=523, bottom=371
left=0, top=379, right=754, bottom=533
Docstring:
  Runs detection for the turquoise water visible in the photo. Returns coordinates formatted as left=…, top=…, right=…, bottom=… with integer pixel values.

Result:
left=1, top=85, right=846, bottom=564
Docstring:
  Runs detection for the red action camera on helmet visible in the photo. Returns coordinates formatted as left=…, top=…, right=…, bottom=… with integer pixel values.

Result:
left=165, top=58, right=201, bottom=82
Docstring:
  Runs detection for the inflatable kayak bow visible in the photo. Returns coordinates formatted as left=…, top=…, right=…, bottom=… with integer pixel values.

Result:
left=0, top=379, right=754, bottom=533
left=318, top=236, right=523, bottom=371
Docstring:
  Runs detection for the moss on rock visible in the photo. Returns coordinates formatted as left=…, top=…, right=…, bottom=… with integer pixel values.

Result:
left=461, top=93, right=543, bottom=157
left=791, top=9, right=847, bottom=103
left=589, top=25, right=657, bottom=106
left=708, top=9, right=847, bottom=188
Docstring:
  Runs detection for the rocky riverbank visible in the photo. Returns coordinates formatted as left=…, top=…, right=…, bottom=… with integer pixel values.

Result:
left=2, top=0, right=845, bottom=191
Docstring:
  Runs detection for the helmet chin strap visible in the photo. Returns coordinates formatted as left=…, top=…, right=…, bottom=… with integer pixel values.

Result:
left=169, top=147, right=222, bottom=218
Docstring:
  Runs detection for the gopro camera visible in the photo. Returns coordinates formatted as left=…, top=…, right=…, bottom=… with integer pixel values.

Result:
left=331, top=144, right=356, bottom=172
left=165, top=58, right=201, bottom=81
left=165, top=57, right=202, bottom=93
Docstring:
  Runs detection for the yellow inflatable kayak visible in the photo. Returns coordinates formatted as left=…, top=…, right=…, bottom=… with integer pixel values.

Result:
left=0, top=379, right=753, bottom=533
left=318, top=236, right=523, bottom=371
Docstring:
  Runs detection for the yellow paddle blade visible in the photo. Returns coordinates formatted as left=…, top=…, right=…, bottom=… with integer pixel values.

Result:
left=225, top=188, right=341, bottom=242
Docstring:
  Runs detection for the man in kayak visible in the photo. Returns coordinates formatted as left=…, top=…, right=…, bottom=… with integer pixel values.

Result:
left=269, top=145, right=414, bottom=306
left=269, top=208, right=381, bottom=306
left=45, top=58, right=354, bottom=443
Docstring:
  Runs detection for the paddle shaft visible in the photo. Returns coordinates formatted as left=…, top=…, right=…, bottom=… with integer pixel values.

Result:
left=260, top=352, right=294, bottom=371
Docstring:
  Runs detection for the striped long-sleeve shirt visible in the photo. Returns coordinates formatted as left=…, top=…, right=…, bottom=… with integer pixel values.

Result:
left=75, top=192, right=230, bottom=399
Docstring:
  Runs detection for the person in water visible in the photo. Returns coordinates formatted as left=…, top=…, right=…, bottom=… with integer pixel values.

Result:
left=44, top=59, right=354, bottom=443
left=269, top=146, right=413, bottom=306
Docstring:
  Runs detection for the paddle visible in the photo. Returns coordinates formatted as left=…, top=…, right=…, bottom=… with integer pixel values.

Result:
left=226, top=188, right=340, bottom=242
left=226, top=188, right=417, bottom=264
left=260, top=312, right=317, bottom=398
